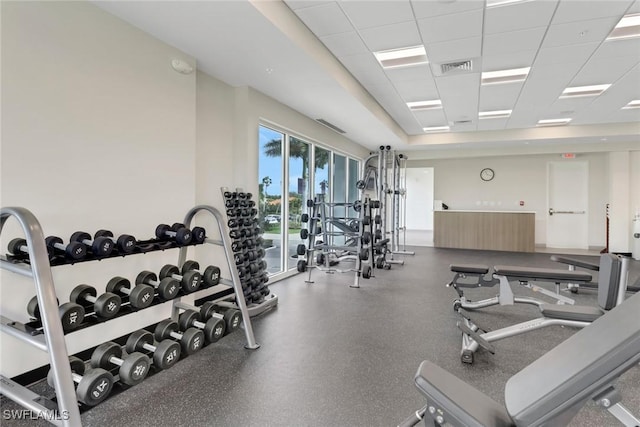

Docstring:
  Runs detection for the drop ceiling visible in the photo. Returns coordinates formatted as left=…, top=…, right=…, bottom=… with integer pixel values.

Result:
left=95, top=0, right=640, bottom=157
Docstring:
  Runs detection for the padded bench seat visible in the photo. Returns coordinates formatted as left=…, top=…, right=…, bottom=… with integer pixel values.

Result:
left=493, top=265, right=592, bottom=283
left=540, top=304, right=604, bottom=322
left=415, top=360, right=515, bottom=427
left=450, top=264, right=490, bottom=275
left=550, top=255, right=599, bottom=271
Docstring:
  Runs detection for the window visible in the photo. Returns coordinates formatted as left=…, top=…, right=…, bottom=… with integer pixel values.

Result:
left=258, top=123, right=360, bottom=277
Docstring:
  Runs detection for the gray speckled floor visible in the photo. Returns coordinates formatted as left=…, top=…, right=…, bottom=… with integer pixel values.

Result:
left=2, top=247, right=639, bottom=426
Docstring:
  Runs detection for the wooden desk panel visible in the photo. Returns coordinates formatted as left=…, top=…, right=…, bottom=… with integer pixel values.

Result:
left=434, top=211, right=535, bottom=252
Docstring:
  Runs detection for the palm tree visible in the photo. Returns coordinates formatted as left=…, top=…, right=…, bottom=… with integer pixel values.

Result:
left=263, top=138, right=330, bottom=187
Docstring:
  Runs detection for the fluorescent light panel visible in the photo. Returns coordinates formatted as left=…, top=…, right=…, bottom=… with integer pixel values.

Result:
left=607, top=13, right=640, bottom=40
left=622, top=99, right=640, bottom=109
left=479, top=110, right=512, bottom=119
left=560, top=84, right=611, bottom=98
left=423, top=126, right=449, bottom=132
left=482, top=67, right=530, bottom=85
left=537, top=118, right=572, bottom=126
left=407, top=100, right=442, bottom=111
left=374, top=45, right=428, bottom=69
left=486, top=0, right=531, bottom=8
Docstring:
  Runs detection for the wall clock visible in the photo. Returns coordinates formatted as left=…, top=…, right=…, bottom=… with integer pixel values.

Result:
left=480, top=168, right=495, bottom=181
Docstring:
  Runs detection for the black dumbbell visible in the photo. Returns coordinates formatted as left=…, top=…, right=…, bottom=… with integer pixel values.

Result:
left=45, top=236, right=86, bottom=260
left=91, top=342, right=150, bottom=386
left=47, top=356, right=113, bottom=407
left=135, top=271, right=179, bottom=301
left=203, top=302, right=242, bottom=334
left=178, top=310, right=225, bottom=344
left=170, top=223, right=206, bottom=244
left=154, top=319, right=204, bottom=355
left=69, top=231, right=113, bottom=258
left=27, top=296, right=84, bottom=332
left=158, top=264, right=201, bottom=293
left=94, top=230, right=136, bottom=254
left=7, top=238, right=54, bottom=259
left=182, top=260, right=221, bottom=287
left=70, top=285, right=121, bottom=319
left=125, top=330, right=181, bottom=370
left=106, top=277, right=154, bottom=310
left=155, top=224, right=192, bottom=245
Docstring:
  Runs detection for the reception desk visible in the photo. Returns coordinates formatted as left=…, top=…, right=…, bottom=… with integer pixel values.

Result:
left=434, top=210, right=535, bottom=252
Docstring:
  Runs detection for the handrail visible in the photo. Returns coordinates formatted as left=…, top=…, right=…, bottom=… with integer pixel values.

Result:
left=177, top=205, right=259, bottom=349
left=0, top=207, right=81, bottom=427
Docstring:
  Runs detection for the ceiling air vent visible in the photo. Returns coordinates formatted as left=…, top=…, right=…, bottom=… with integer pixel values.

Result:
left=454, top=120, right=472, bottom=125
left=316, top=119, right=346, bottom=134
left=441, top=60, right=473, bottom=74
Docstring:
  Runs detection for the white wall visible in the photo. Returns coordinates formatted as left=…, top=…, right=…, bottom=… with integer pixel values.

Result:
left=409, top=153, right=609, bottom=248
left=0, top=1, right=197, bottom=377
left=405, top=168, right=434, bottom=230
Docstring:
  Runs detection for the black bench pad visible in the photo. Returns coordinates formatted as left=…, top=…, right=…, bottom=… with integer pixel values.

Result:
left=450, top=264, right=490, bottom=274
left=540, top=304, right=604, bottom=322
left=415, top=360, right=515, bottom=427
left=493, top=265, right=592, bottom=283
left=550, top=255, right=599, bottom=271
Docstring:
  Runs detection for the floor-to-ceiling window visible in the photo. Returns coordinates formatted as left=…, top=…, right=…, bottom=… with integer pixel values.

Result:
left=258, top=123, right=360, bottom=278
left=258, top=126, right=284, bottom=275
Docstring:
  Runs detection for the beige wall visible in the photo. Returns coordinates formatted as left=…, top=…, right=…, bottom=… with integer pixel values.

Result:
left=409, top=153, right=610, bottom=248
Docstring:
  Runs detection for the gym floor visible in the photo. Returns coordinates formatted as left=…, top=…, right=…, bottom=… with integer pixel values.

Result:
left=2, top=247, right=639, bottom=426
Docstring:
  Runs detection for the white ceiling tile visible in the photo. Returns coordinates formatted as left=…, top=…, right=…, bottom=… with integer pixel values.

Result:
left=358, top=20, right=421, bottom=52
left=477, top=117, right=508, bottom=131
left=627, top=0, right=640, bottom=13
left=284, top=1, right=333, bottom=10
left=482, top=50, right=537, bottom=71
left=413, top=109, right=447, bottom=125
left=542, top=16, right=620, bottom=48
left=411, top=0, right=484, bottom=19
left=394, top=79, right=440, bottom=102
left=483, top=27, right=547, bottom=56
left=384, top=63, right=433, bottom=82
left=552, top=0, right=634, bottom=24
left=533, top=42, right=600, bottom=67
left=484, top=0, right=558, bottom=35
left=320, top=31, right=369, bottom=57
left=339, top=53, right=390, bottom=85
left=595, top=38, right=640, bottom=60
left=436, top=73, right=481, bottom=121
left=479, top=84, right=523, bottom=111
left=450, top=122, right=477, bottom=132
left=417, top=8, right=483, bottom=44
left=338, top=1, right=414, bottom=29
left=295, top=2, right=353, bottom=37
left=426, top=36, right=481, bottom=64
left=571, top=55, right=640, bottom=86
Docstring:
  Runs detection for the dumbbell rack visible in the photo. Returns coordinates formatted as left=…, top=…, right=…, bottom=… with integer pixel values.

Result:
left=0, top=204, right=265, bottom=426
left=173, top=200, right=277, bottom=345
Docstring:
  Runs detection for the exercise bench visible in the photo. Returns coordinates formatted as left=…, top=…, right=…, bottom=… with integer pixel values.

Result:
left=399, top=289, right=640, bottom=427
left=457, top=253, right=623, bottom=364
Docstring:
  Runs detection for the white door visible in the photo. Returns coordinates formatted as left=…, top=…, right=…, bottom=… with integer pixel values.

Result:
left=405, top=167, right=434, bottom=230
left=547, top=161, right=588, bottom=249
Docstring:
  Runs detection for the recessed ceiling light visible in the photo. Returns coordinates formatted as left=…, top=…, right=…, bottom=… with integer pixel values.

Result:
left=373, top=45, right=428, bottom=69
left=537, top=118, right=572, bottom=126
left=486, top=0, right=532, bottom=8
left=479, top=110, right=512, bottom=119
left=622, top=99, right=640, bottom=109
left=560, top=84, right=611, bottom=98
left=481, top=67, right=530, bottom=85
left=407, top=100, right=442, bottom=111
left=423, top=125, right=450, bottom=132
left=607, top=13, right=640, bottom=40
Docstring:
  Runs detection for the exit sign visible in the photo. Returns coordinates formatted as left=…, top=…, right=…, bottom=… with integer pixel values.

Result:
left=562, top=153, right=576, bottom=159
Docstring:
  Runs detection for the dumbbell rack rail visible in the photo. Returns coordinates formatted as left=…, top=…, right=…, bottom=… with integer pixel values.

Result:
left=0, top=206, right=81, bottom=427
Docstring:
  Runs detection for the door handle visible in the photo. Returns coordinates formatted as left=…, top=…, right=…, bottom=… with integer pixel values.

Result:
left=549, top=208, right=585, bottom=216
